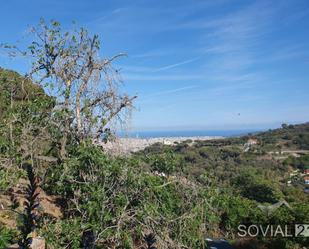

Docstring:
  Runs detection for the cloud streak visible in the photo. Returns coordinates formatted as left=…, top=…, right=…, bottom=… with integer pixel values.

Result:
left=123, top=73, right=204, bottom=81
left=152, top=57, right=199, bottom=72
left=145, top=85, right=198, bottom=98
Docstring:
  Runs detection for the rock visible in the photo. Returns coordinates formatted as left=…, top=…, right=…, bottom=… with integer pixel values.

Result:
left=6, top=245, right=18, bottom=249
left=7, top=237, right=45, bottom=249
left=30, top=237, right=46, bottom=249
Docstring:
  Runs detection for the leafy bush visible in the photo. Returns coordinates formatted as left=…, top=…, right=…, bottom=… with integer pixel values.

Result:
left=0, top=166, right=25, bottom=191
left=0, top=227, right=16, bottom=249
left=149, top=151, right=183, bottom=175
left=284, top=155, right=309, bottom=171
left=41, top=143, right=218, bottom=248
left=295, top=134, right=309, bottom=150
left=232, top=170, right=282, bottom=204
left=40, top=219, right=83, bottom=249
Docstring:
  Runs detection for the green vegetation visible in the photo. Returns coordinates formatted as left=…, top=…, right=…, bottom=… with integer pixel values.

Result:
left=0, top=20, right=309, bottom=249
left=284, top=155, right=309, bottom=171
left=0, top=227, right=16, bottom=248
left=135, top=125, right=309, bottom=248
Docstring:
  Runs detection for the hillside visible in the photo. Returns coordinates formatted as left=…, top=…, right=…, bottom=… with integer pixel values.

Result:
left=139, top=123, right=309, bottom=186
left=0, top=73, right=309, bottom=248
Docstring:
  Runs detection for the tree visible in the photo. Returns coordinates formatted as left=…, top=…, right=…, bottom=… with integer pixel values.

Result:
left=5, top=19, right=136, bottom=159
left=232, top=170, right=280, bottom=204
left=281, top=123, right=288, bottom=129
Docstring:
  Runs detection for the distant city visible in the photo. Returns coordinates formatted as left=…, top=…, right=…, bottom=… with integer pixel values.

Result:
left=119, top=129, right=263, bottom=138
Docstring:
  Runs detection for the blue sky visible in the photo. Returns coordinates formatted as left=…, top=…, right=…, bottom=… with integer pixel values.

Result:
left=1, top=0, right=309, bottom=131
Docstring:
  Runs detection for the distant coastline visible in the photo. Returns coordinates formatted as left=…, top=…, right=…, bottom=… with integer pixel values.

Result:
left=118, top=129, right=262, bottom=138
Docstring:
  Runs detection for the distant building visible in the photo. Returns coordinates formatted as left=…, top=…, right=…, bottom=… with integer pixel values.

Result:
left=290, top=169, right=299, bottom=177
left=247, top=138, right=258, bottom=145
left=291, top=152, right=301, bottom=158
left=243, top=138, right=258, bottom=152
left=304, top=176, right=309, bottom=185
left=163, top=139, right=173, bottom=145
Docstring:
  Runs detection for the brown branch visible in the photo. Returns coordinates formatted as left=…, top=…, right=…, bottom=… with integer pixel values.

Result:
left=94, top=95, right=137, bottom=139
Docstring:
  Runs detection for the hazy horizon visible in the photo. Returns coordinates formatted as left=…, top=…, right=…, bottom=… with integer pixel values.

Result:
left=128, top=120, right=307, bottom=132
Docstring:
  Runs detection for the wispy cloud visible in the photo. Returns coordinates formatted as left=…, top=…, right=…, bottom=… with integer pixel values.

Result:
left=138, top=85, right=199, bottom=106
left=152, top=57, right=199, bottom=72
left=119, top=57, right=199, bottom=75
left=260, top=44, right=309, bottom=63
left=131, top=49, right=174, bottom=59
left=123, top=73, right=204, bottom=81
left=145, top=85, right=198, bottom=98
left=90, top=1, right=229, bottom=36
left=207, top=72, right=262, bottom=84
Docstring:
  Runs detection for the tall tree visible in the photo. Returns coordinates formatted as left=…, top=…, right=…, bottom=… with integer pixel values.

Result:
left=9, top=19, right=136, bottom=159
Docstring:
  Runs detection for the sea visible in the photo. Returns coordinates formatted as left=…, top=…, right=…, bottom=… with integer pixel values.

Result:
left=118, top=129, right=263, bottom=138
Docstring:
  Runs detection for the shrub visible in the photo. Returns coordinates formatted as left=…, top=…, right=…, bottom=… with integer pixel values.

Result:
left=0, top=227, right=16, bottom=249
left=149, top=151, right=182, bottom=175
